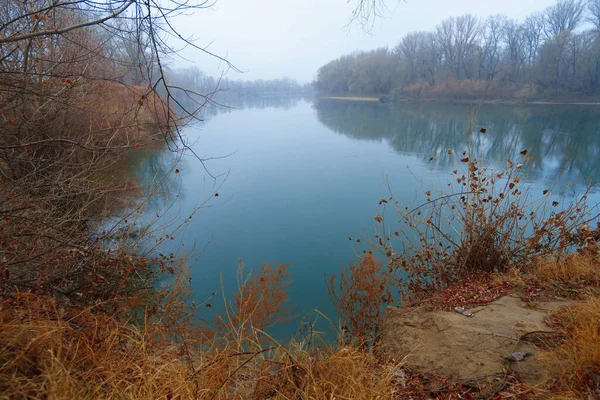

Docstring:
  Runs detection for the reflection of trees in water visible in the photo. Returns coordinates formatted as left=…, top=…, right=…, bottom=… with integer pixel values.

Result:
left=138, top=95, right=313, bottom=199
left=218, top=94, right=313, bottom=110
left=127, top=148, right=180, bottom=209
left=184, top=95, right=313, bottom=121
left=315, top=100, right=600, bottom=187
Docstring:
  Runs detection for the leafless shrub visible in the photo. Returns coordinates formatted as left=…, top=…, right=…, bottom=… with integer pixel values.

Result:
left=376, top=118, right=598, bottom=300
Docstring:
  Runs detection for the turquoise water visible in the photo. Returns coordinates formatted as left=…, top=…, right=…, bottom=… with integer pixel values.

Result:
left=137, top=99, right=600, bottom=337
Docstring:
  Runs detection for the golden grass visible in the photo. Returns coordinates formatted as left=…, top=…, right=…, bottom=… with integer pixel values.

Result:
left=3, top=255, right=599, bottom=399
left=528, top=252, right=600, bottom=286
left=539, top=296, right=600, bottom=399
left=297, top=348, right=394, bottom=399
left=0, top=293, right=201, bottom=399
left=0, top=293, right=395, bottom=399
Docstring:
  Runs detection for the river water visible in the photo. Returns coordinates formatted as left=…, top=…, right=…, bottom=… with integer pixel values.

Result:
left=134, top=98, right=600, bottom=337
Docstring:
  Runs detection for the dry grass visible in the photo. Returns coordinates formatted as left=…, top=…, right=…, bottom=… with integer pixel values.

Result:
left=0, top=293, right=200, bottom=399
left=539, top=296, right=600, bottom=399
left=297, top=348, right=394, bottom=399
left=528, top=252, right=600, bottom=287
left=0, top=292, right=396, bottom=400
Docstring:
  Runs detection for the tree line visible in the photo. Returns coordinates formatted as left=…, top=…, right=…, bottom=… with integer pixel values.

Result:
left=315, top=0, right=600, bottom=100
left=165, top=67, right=313, bottom=97
left=159, top=66, right=313, bottom=114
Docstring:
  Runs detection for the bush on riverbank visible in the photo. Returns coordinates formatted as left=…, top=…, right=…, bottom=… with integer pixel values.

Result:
left=322, top=124, right=600, bottom=397
left=0, top=0, right=173, bottom=308
left=375, top=127, right=598, bottom=301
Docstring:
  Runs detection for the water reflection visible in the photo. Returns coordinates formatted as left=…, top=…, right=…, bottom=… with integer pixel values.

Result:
left=127, top=148, right=181, bottom=208
left=193, top=94, right=314, bottom=121
left=315, top=100, right=600, bottom=189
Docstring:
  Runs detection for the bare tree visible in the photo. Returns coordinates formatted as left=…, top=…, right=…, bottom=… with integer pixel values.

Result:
left=105, top=17, right=155, bottom=85
left=395, top=32, right=422, bottom=82
left=588, top=0, right=600, bottom=30
left=523, top=13, right=545, bottom=64
left=454, top=14, right=482, bottom=80
left=348, top=0, right=390, bottom=30
left=502, top=19, right=527, bottom=83
left=544, top=0, right=586, bottom=37
left=480, top=14, right=507, bottom=79
left=538, top=31, right=573, bottom=89
left=436, top=17, right=457, bottom=77
left=317, top=0, right=600, bottom=99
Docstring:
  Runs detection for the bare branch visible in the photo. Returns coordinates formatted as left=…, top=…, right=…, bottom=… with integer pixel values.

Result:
left=0, top=0, right=135, bottom=44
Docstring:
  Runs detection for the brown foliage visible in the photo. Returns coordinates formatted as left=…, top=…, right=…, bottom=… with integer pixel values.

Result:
left=327, top=253, right=393, bottom=346
left=217, top=262, right=292, bottom=343
left=0, top=292, right=224, bottom=399
left=524, top=251, right=600, bottom=292
left=420, top=272, right=513, bottom=310
left=235, top=263, right=292, bottom=329
left=0, top=273, right=397, bottom=399
left=399, top=78, right=521, bottom=101
left=0, top=0, right=171, bottom=309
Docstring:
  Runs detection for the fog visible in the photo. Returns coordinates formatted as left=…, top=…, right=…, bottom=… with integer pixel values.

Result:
left=172, top=0, right=558, bottom=83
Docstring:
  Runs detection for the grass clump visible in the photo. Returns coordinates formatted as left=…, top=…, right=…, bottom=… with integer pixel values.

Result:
left=542, top=295, right=600, bottom=399
left=0, top=293, right=201, bottom=399
left=517, top=251, right=600, bottom=300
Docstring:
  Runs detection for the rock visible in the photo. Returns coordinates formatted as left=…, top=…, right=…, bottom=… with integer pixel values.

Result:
left=381, top=294, right=570, bottom=385
left=392, top=365, right=407, bottom=386
left=502, top=351, right=533, bottom=362
left=454, top=306, right=474, bottom=317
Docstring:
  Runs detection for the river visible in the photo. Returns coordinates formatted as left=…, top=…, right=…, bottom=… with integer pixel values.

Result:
left=133, top=98, right=600, bottom=338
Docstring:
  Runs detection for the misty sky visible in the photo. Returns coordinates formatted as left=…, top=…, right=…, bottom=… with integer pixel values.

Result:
left=172, top=0, right=558, bottom=83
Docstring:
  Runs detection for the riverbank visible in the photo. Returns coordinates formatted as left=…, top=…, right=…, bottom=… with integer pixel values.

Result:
left=319, top=95, right=600, bottom=105
left=2, top=251, right=598, bottom=398
left=381, top=256, right=600, bottom=398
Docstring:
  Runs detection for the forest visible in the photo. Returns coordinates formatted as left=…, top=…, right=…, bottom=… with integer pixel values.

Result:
left=315, top=0, right=600, bottom=100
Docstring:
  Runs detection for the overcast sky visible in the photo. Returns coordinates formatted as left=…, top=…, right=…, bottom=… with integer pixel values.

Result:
left=171, top=0, right=558, bottom=83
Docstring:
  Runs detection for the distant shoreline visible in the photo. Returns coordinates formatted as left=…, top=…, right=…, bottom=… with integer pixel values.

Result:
left=319, top=95, right=600, bottom=106
left=321, top=96, right=380, bottom=102
left=427, top=98, right=600, bottom=106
